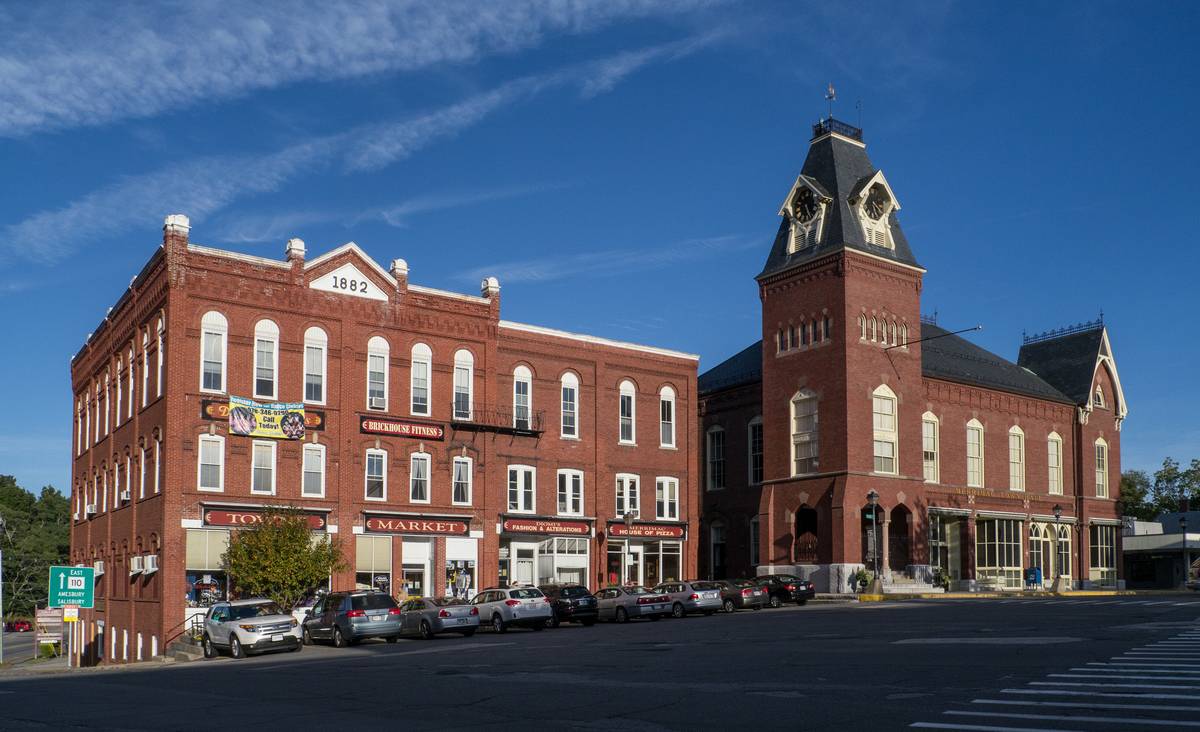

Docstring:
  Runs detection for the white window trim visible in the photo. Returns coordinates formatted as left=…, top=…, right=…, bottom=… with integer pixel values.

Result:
left=790, top=390, right=818, bottom=476
left=655, top=476, right=679, bottom=521
left=196, top=434, right=225, bottom=493
left=507, top=464, right=536, bottom=514
left=250, top=439, right=277, bottom=496
left=141, top=332, right=149, bottom=408
left=1008, top=426, right=1025, bottom=492
left=138, top=447, right=147, bottom=499
left=1095, top=438, right=1109, bottom=498
left=1047, top=432, right=1064, bottom=495
left=154, top=437, right=161, bottom=494
left=560, top=373, right=579, bottom=439
left=253, top=333, right=279, bottom=400
left=199, top=312, right=228, bottom=394
left=748, top=416, right=764, bottom=485
left=367, top=336, right=390, bottom=412
left=410, top=343, right=432, bottom=417
left=128, top=348, right=135, bottom=417
left=451, top=456, right=473, bottom=506
left=452, top=350, right=473, bottom=421
left=303, top=327, right=328, bottom=406
left=615, top=473, right=640, bottom=518
left=659, top=386, right=676, bottom=448
left=619, top=381, right=637, bottom=445
left=156, top=319, right=164, bottom=399
left=409, top=452, right=431, bottom=504
left=512, top=366, right=532, bottom=429
left=557, top=469, right=584, bottom=517
left=365, top=448, right=388, bottom=502
left=966, top=419, right=985, bottom=489
left=302, top=443, right=326, bottom=498
left=871, top=385, right=898, bottom=476
left=922, top=412, right=940, bottom=484
left=706, top=426, right=725, bottom=490
left=115, top=361, right=123, bottom=427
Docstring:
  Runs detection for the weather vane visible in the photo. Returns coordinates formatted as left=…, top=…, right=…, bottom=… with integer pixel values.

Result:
left=825, top=82, right=836, bottom=120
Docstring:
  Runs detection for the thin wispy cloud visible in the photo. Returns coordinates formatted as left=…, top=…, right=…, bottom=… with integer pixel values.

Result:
left=1, top=39, right=719, bottom=265
left=0, top=0, right=719, bottom=137
left=372, top=183, right=572, bottom=227
left=463, top=234, right=755, bottom=284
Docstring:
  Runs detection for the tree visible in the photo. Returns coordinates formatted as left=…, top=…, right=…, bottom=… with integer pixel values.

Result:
left=1118, top=470, right=1154, bottom=520
left=0, top=476, right=70, bottom=619
left=222, top=507, right=346, bottom=610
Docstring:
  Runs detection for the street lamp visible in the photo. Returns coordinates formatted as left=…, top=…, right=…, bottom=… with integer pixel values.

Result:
left=1181, top=516, right=1189, bottom=589
left=867, top=491, right=881, bottom=579
left=0, top=513, right=6, bottom=666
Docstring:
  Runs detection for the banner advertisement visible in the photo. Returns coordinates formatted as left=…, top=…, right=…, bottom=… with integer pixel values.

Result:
left=202, top=400, right=324, bottom=431
left=228, top=396, right=306, bottom=439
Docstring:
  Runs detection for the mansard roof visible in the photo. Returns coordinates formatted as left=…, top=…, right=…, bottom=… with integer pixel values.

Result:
left=1018, top=323, right=1125, bottom=419
left=698, top=340, right=762, bottom=395
left=758, top=120, right=921, bottom=282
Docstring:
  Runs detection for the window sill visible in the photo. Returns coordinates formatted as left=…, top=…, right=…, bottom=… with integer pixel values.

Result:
left=197, top=486, right=224, bottom=493
left=199, top=388, right=226, bottom=396
left=618, top=441, right=638, bottom=448
left=250, top=490, right=276, bottom=497
left=659, top=444, right=677, bottom=451
left=451, top=501, right=473, bottom=507
left=409, top=499, right=432, bottom=505
left=506, top=509, right=536, bottom=515
left=364, top=496, right=387, bottom=502
left=301, top=493, right=325, bottom=500
left=560, top=434, right=580, bottom=441
left=303, top=400, right=327, bottom=408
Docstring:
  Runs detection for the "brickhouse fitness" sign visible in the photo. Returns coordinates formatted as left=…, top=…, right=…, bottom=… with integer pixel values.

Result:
left=359, top=416, right=445, bottom=440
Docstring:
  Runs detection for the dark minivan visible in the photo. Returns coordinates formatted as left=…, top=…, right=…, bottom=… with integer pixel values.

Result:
left=539, top=583, right=598, bottom=627
left=302, top=591, right=402, bottom=646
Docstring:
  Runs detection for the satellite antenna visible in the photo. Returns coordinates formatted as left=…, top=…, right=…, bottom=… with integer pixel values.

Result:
left=825, top=83, right=836, bottom=120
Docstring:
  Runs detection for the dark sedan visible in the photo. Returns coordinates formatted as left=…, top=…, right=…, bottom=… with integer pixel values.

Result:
left=715, top=579, right=769, bottom=612
left=539, top=583, right=598, bottom=627
left=755, top=574, right=817, bottom=607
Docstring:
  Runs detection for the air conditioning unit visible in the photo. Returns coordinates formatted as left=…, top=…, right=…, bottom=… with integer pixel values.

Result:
left=129, top=555, right=144, bottom=575
left=143, top=555, right=159, bottom=574
left=86, top=503, right=98, bottom=516
left=119, top=489, right=131, bottom=502
left=72, top=511, right=79, bottom=521
left=369, top=397, right=387, bottom=410
left=94, top=560, right=105, bottom=577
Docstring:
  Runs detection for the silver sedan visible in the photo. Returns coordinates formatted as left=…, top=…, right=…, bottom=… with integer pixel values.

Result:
left=397, top=597, right=480, bottom=639
left=654, top=581, right=724, bottom=618
left=594, top=586, right=671, bottom=623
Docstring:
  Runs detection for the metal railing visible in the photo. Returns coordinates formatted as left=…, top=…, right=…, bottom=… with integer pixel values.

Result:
left=451, top=403, right=544, bottom=435
left=811, top=118, right=864, bottom=142
left=1023, top=317, right=1104, bottom=345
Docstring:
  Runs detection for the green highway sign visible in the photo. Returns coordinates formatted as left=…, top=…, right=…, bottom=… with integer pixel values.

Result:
left=48, top=565, right=95, bottom=609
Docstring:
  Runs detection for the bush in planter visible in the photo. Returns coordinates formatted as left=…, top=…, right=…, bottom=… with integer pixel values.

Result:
left=931, top=567, right=951, bottom=591
left=853, top=568, right=874, bottom=592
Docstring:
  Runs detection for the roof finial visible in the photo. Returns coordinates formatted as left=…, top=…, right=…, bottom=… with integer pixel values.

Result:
left=825, top=82, right=837, bottom=121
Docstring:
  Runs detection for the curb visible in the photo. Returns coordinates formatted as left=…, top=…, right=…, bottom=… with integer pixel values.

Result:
left=858, top=590, right=1148, bottom=602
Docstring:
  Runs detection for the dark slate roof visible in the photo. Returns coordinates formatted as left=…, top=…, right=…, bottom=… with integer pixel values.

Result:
left=922, top=324, right=1073, bottom=403
left=758, top=126, right=921, bottom=281
left=1017, top=327, right=1104, bottom=406
left=698, top=340, right=762, bottom=395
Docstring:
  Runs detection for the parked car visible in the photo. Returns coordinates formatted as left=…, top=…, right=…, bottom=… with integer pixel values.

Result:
left=594, top=586, right=671, bottom=623
left=202, top=599, right=301, bottom=659
left=302, top=590, right=401, bottom=647
left=653, top=580, right=723, bottom=618
left=471, top=587, right=553, bottom=633
left=397, top=597, right=479, bottom=639
left=539, top=583, right=598, bottom=627
left=4, top=619, right=33, bottom=632
left=715, top=579, right=768, bottom=612
left=755, top=574, right=817, bottom=607
left=291, top=593, right=323, bottom=626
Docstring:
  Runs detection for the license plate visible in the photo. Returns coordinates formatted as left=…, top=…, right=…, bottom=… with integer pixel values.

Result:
left=270, top=634, right=283, bottom=642
left=704, top=592, right=718, bottom=599
left=370, top=614, right=384, bottom=621
left=454, top=618, right=469, bottom=625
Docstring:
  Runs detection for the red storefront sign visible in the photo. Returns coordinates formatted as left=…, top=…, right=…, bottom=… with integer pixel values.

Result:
left=364, top=517, right=469, bottom=535
left=359, top=416, right=445, bottom=440
left=203, top=509, right=326, bottom=530
left=502, top=518, right=590, bottom=536
left=608, top=523, right=686, bottom=539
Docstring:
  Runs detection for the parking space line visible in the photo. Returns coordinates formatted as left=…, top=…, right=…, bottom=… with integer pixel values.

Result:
left=973, top=698, right=1200, bottom=712
left=945, top=710, right=1200, bottom=727
left=911, top=723, right=1073, bottom=731
left=1002, top=688, right=1200, bottom=700
left=1050, top=673, right=1200, bottom=682
left=1076, top=666, right=1200, bottom=674
left=1031, top=681, right=1200, bottom=689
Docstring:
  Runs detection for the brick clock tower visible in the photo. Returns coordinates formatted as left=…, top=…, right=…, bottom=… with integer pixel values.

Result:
left=756, top=118, right=928, bottom=592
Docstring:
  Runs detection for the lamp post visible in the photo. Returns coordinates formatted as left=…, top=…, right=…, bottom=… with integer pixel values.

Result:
left=1181, top=516, right=1189, bottom=589
left=0, top=513, right=6, bottom=666
left=1051, top=504, right=1065, bottom=593
left=866, top=491, right=882, bottom=594
left=624, top=512, right=636, bottom=586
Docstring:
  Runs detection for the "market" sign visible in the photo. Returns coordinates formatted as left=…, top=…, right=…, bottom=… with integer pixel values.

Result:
left=359, top=416, right=445, bottom=440
left=365, top=517, right=469, bottom=535
left=204, top=509, right=326, bottom=530
left=502, top=518, right=590, bottom=536
left=609, top=522, right=686, bottom=539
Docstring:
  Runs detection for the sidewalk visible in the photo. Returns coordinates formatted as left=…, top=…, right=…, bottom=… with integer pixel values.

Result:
left=857, top=588, right=1173, bottom=602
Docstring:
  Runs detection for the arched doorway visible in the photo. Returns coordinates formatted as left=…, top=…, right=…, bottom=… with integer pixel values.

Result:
left=1029, top=524, right=1051, bottom=586
left=795, top=505, right=818, bottom=563
left=861, top=503, right=883, bottom=570
left=889, top=505, right=912, bottom=572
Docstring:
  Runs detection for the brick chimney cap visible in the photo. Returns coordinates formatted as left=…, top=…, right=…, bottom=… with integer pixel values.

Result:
left=163, top=213, right=190, bottom=232
left=390, top=258, right=409, bottom=276
left=286, top=238, right=306, bottom=258
left=481, top=276, right=500, bottom=296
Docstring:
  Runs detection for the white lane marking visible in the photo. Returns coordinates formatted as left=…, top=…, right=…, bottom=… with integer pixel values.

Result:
left=1032, top=680, right=1200, bottom=689
left=946, top=710, right=1200, bottom=727
left=1051, top=673, right=1200, bottom=681
left=911, top=724, right=1077, bottom=732
left=1076, top=666, right=1200, bottom=674
left=974, top=698, right=1200, bottom=712
left=1107, top=662, right=1200, bottom=668
left=1003, top=688, right=1200, bottom=700
left=894, top=637, right=1081, bottom=645
left=1146, top=601, right=1176, bottom=605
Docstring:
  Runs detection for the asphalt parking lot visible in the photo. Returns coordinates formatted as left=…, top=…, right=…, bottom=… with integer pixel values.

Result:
left=2, top=595, right=1199, bottom=731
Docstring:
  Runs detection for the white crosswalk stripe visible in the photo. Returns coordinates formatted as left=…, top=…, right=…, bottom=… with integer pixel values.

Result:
left=911, top=627, right=1200, bottom=730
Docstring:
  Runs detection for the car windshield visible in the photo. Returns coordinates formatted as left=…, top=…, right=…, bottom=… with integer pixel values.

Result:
left=774, top=575, right=801, bottom=582
left=432, top=598, right=467, bottom=607
left=623, top=586, right=652, bottom=595
left=351, top=594, right=398, bottom=611
left=559, top=586, right=591, bottom=599
left=230, top=602, right=283, bottom=620
left=691, top=582, right=721, bottom=591
left=509, top=589, right=544, bottom=599
left=731, top=580, right=756, bottom=588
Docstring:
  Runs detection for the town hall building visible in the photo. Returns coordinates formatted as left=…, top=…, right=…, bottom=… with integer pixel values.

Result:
left=698, top=118, right=1126, bottom=593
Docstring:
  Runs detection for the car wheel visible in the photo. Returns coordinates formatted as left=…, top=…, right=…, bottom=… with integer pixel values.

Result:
left=420, top=621, right=435, bottom=640
left=202, top=634, right=216, bottom=659
left=301, top=627, right=311, bottom=646
left=492, top=614, right=507, bottom=634
left=289, top=642, right=302, bottom=653
left=671, top=603, right=685, bottom=619
left=722, top=599, right=735, bottom=613
left=615, top=607, right=629, bottom=624
left=461, top=628, right=477, bottom=637
left=229, top=635, right=244, bottom=659
left=547, top=615, right=560, bottom=629
left=332, top=626, right=347, bottom=648
left=769, top=595, right=782, bottom=609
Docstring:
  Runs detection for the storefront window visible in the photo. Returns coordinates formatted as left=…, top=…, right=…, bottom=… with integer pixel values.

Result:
left=356, top=534, right=392, bottom=594
left=929, top=514, right=949, bottom=573
left=604, top=538, right=681, bottom=587
left=446, top=560, right=476, bottom=601
left=536, top=537, right=588, bottom=585
left=1089, top=524, right=1117, bottom=586
left=185, top=529, right=229, bottom=607
left=976, top=518, right=1022, bottom=589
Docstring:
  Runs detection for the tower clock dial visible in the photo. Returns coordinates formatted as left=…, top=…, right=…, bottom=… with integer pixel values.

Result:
left=793, top=187, right=819, bottom=223
left=864, top=186, right=890, bottom=221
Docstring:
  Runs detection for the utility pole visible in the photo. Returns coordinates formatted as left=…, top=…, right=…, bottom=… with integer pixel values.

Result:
left=0, top=513, right=7, bottom=666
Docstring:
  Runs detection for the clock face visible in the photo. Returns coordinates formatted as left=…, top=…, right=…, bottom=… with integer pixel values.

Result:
left=793, top=188, right=819, bottom=222
left=864, top=186, right=890, bottom=221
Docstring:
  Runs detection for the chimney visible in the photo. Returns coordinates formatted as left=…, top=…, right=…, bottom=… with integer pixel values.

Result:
left=390, top=259, right=409, bottom=300
left=286, top=237, right=306, bottom=262
left=481, top=276, right=500, bottom=317
left=163, top=213, right=190, bottom=254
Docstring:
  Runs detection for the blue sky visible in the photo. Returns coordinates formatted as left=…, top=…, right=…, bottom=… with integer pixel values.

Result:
left=1, top=1, right=1195, bottom=493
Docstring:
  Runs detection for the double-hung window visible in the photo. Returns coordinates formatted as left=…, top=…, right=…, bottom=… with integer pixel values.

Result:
left=409, top=453, right=430, bottom=503
left=367, top=336, right=389, bottom=411
left=791, top=391, right=818, bottom=475
left=253, top=320, right=279, bottom=400
left=156, top=318, right=165, bottom=398
left=922, top=413, right=939, bottom=483
left=615, top=474, right=640, bottom=517
left=302, top=444, right=325, bottom=498
left=197, top=435, right=224, bottom=492
left=453, top=350, right=473, bottom=420
left=1095, top=439, right=1109, bottom=497
left=507, top=465, right=535, bottom=513
left=618, top=381, right=636, bottom=444
left=128, top=348, right=135, bottom=417
left=557, top=469, right=583, bottom=516
left=251, top=440, right=276, bottom=495
left=115, top=361, right=123, bottom=427
left=1008, top=427, right=1025, bottom=491
left=656, top=477, right=679, bottom=520
left=138, top=446, right=147, bottom=499
left=872, top=385, right=898, bottom=474
left=513, top=366, right=532, bottom=430
left=304, top=327, right=327, bottom=404
left=748, top=417, right=764, bottom=484
left=199, top=311, right=227, bottom=393
left=365, top=449, right=387, bottom=501
left=140, top=331, right=149, bottom=408
left=966, top=420, right=984, bottom=488
left=452, top=457, right=472, bottom=505
left=706, top=428, right=725, bottom=490
left=560, top=373, right=579, bottom=438
left=410, top=343, right=431, bottom=416
left=1048, top=433, right=1063, bottom=495
left=659, top=386, right=676, bottom=448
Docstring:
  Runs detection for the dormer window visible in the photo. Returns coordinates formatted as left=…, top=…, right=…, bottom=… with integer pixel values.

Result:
left=1093, top=386, right=1105, bottom=408
left=781, top=180, right=827, bottom=254
left=859, top=182, right=894, bottom=249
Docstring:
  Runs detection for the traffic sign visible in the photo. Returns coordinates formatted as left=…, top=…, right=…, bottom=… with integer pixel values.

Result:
left=63, top=606, right=79, bottom=623
left=48, top=566, right=95, bottom=609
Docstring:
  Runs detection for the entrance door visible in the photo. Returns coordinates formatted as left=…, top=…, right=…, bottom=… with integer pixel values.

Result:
left=625, top=544, right=643, bottom=586
left=402, top=565, right=427, bottom=599
left=514, top=545, right=536, bottom=586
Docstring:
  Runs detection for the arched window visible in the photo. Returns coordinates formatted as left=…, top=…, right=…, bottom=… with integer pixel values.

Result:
left=513, top=365, right=532, bottom=430
left=156, top=318, right=165, bottom=398
left=303, top=326, right=328, bottom=404
left=253, top=319, right=279, bottom=399
left=199, top=311, right=228, bottom=393
left=1008, top=426, right=1025, bottom=491
left=1095, top=438, right=1109, bottom=498
left=899, top=323, right=908, bottom=349
left=659, top=385, right=676, bottom=448
left=872, top=385, right=898, bottom=474
left=367, top=336, right=389, bottom=411
left=823, top=315, right=833, bottom=341
left=1093, top=386, right=1105, bottom=408
left=141, top=329, right=150, bottom=407
left=619, top=380, right=636, bottom=444
left=888, top=321, right=897, bottom=346
left=1056, top=525, right=1071, bottom=579
left=560, top=372, right=579, bottom=438
left=858, top=314, right=866, bottom=341
left=870, top=317, right=877, bottom=342
left=706, top=426, right=725, bottom=490
left=791, top=390, right=819, bottom=475
left=127, top=346, right=135, bottom=417
left=409, top=342, right=431, bottom=416
left=922, top=412, right=939, bottom=483
left=115, top=356, right=123, bottom=427
left=748, top=416, right=764, bottom=485
left=966, top=419, right=984, bottom=488
left=453, top=349, right=474, bottom=421
left=1047, top=432, right=1063, bottom=495
left=800, top=320, right=810, bottom=347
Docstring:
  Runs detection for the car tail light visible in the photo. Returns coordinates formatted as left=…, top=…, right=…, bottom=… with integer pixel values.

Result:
left=637, top=597, right=653, bottom=605
left=740, top=588, right=752, bottom=597
left=346, top=609, right=366, bottom=618
left=689, top=593, right=699, bottom=601
left=543, top=597, right=552, bottom=603
left=504, top=599, right=521, bottom=607
left=469, top=607, right=479, bottom=616
left=438, top=609, right=452, bottom=618
left=784, top=584, right=796, bottom=591
left=388, top=607, right=402, bottom=615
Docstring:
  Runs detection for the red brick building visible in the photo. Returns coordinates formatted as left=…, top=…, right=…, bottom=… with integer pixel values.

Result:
left=69, top=217, right=698, bottom=663
left=698, top=119, right=1127, bottom=593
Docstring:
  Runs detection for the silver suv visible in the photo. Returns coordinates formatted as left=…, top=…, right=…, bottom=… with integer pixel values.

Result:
left=202, top=599, right=301, bottom=659
left=471, top=587, right=553, bottom=633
